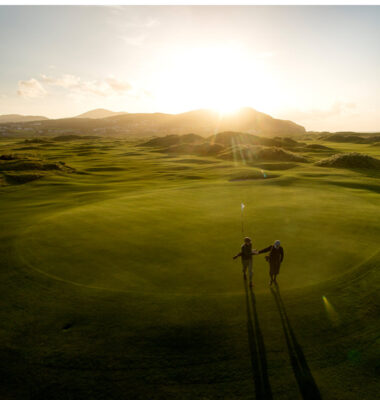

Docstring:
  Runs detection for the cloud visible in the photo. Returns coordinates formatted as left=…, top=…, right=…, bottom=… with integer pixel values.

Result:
left=17, top=78, right=47, bottom=98
left=17, top=73, right=147, bottom=104
left=105, top=77, right=132, bottom=94
left=41, top=74, right=80, bottom=88
left=40, top=74, right=133, bottom=97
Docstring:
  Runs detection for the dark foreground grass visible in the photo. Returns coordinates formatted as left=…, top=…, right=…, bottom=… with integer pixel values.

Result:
left=0, top=137, right=379, bottom=399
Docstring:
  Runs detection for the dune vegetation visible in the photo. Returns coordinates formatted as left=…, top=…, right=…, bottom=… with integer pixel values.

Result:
left=316, top=152, right=380, bottom=170
left=0, top=131, right=379, bottom=399
left=0, top=153, right=75, bottom=185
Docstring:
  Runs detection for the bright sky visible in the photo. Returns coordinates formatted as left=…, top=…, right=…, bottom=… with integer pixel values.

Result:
left=0, top=5, right=379, bottom=131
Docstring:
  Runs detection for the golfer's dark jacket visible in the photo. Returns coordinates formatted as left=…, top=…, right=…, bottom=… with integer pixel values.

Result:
left=259, top=245, right=284, bottom=263
left=238, top=243, right=253, bottom=260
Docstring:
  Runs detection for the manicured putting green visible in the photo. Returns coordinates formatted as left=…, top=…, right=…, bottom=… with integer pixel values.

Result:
left=17, top=180, right=380, bottom=294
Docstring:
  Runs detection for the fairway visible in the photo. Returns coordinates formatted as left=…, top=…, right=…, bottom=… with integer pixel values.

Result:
left=1, top=136, right=379, bottom=399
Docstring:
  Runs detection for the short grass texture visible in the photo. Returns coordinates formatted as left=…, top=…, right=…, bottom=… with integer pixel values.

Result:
left=0, top=136, right=379, bottom=399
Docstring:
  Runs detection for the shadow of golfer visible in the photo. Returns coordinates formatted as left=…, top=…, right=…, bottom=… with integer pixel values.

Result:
left=244, top=279, right=273, bottom=399
left=271, top=285, right=322, bottom=400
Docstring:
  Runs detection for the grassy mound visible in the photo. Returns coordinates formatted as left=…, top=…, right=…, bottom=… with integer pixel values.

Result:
left=316, top=153, right=380, bottom=170
left=209, top=131, right=260, bottom=146
left=24, top=138, right=50, bottom=144
left=142, top=133, right=204, bottom=147
left=270, top=136, right=303, bottom=149
left=305, top=144, right=333, bottom=151
left=0, top=158, right=67, bottom=172
left=13, top=146, right=42, bottom=151
left=0, top=154, right=75, bottom=185
left=142, top=132, right=306, bottom=163
left=219, top=145, right=308, bottom=163
left=0, top=154, right=19, bottom=160
left=322, top=134, right=380, bottom=144
left=164, top=142, right=225, bottom=156
left=256, top=147, right=308, bottom=162
left=322, top=134, right=368, bottom=144
left=3, top=172, right=44, bottom=184
left=209, top=131, right=303, bottom=149
left=53, top=135, right=100, bottom=142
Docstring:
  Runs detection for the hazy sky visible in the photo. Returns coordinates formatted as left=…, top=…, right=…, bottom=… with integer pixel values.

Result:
left=0, top=6, right=379, bottom=131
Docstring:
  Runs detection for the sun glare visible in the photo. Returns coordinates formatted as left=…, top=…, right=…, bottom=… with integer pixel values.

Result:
left=155, top=44, right=274, bottom=114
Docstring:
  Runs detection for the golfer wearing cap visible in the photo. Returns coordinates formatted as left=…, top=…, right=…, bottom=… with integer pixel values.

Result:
left=233, top=237, right=258, bottom=287
left=258, top=240, right=284, bottom=286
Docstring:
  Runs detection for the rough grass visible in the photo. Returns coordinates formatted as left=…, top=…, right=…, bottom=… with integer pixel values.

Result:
left=207, top=131, right=303, bottom=149
left=254, top=147, right=308, bottom=162
left=0, top=154, right=20, bottom=160
left=0, top=159, right=70, bottom=172
left=53, top=134, right=100, bottom=141
left=142, top=132, right=306, bottom=157
left=305, top=143, right=333, bottom=151
left=316, top=152, right=380, bottom=170
left=0, top=153, right=75, bottom=185
left=164, top=142, right=225, bottom=156
left=322, top=133, right=380, bottom=144
left=219, top=145, right=308, bottom=163
left=24, top=138, right=50, bottom=144
left=141, top=133, right=204, bottom=147
left=3, top=172, right=45, bottom=184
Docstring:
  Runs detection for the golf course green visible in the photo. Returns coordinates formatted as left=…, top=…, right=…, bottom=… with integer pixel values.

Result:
left=1, top=135, right=379, bottom=399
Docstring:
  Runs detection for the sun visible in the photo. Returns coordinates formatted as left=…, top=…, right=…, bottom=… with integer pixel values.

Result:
left=154, top=44, right=273, bottom=114
left=211, top=102, right=242, bottom=116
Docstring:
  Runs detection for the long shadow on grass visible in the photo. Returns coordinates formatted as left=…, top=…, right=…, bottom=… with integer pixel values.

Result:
left=244, top=279, right=273, bottom=399
left=271, top=286, right=322, bottom=400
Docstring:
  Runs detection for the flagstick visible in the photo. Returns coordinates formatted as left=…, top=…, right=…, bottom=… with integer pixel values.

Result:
left=241, top=203, right=245, bottom=237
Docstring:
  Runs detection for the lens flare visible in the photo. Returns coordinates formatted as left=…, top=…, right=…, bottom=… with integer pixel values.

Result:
left=231, top=137, right=239, bottom=167
left=322, top=296, right=340, bottom=326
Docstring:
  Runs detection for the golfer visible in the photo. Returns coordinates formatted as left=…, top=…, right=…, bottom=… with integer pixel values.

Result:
left=233, top=237, right=258, bottom=287
left=258, top=240, right=284, bottom=286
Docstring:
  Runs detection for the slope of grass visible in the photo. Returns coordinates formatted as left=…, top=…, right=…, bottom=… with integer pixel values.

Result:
left=316, top=152, right=380, bottom=170
left=0, top=136, right=379, bottom=399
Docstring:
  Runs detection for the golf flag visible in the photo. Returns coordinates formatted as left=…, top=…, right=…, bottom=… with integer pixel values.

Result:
left=241, top=203, right=245, bottom=211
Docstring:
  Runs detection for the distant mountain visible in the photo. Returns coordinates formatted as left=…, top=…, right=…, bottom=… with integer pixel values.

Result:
left=105, top=107, right=306, bottom=137
left=0, top=114, right=48, bottom=123
left=7, top=107, right=306, bottom=138
left=75, top=108, right=127, bottom=119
